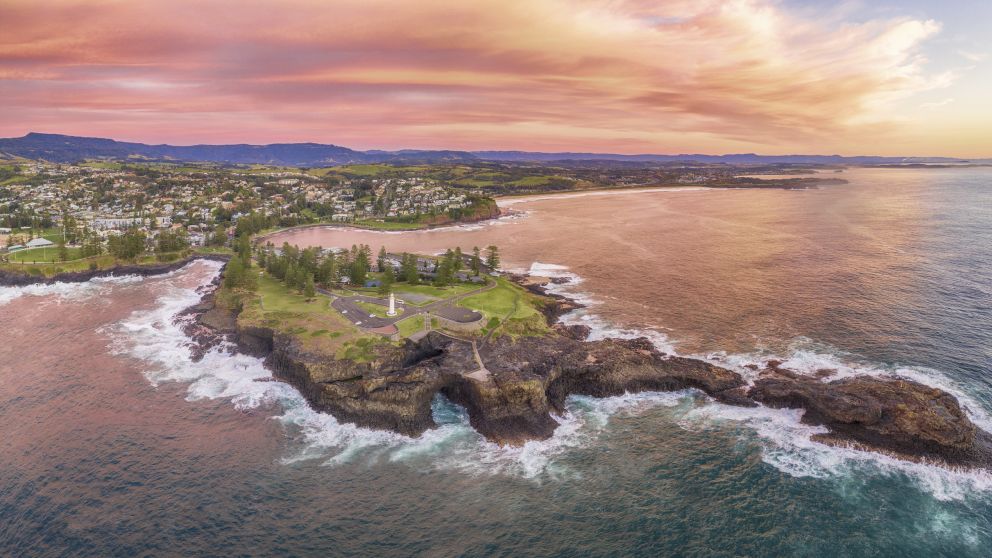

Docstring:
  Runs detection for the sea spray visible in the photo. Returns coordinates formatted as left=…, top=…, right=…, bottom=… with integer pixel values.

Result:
left=525, top=260, right=992, bottom=500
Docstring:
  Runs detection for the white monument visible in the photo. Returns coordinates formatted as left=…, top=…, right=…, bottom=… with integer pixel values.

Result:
left=386, top=292, right=397, bottom=316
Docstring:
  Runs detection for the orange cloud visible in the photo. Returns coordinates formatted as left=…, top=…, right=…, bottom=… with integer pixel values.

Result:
left=0, top=0, right=977, bottom=155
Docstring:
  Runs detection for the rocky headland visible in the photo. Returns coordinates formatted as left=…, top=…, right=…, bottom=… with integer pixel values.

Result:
left=181, top=272, right=992, bottom=471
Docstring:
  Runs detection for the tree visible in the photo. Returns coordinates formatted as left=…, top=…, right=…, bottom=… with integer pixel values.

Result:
left=210, top=224, right=227, bottom=246
left=317, top=252, right=337, bottom=285
left=223, top=256, right=245, bottom=289
left=57, top=238, right=68, bottom=262
left=303, top=275, right=316, bottom=299
left=378, top=265, right=395, bottom=297
left=109, top=229, right=146, bottom=260
left=401, top=253, right=419, bottom=284
left=285, top=264, right=298, bottom=289
left=453, top=247, right=463, bottom=273
left=235, top=235, right=252, bottom=260
left=377, top=246, right=388, bottom=272
left=485, top=245, right=500, bottom=271
left=156, top=230, right=189, bottom=253
left=471, top=246, right=482, bottom=275
left=434, top=258, right=453, bottom=287
left=350, top=255, right=368, bottom=286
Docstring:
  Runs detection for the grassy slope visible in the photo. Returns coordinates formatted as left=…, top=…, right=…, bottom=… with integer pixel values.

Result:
left=237, top=273, right=386, bottom=362
left=395, top=314, right=426, bottom=338
left=458, top=277, right=549, bottom=337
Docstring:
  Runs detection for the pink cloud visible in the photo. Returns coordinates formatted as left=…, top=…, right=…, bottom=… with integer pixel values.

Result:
left=0, top=0, right=967, bottom=155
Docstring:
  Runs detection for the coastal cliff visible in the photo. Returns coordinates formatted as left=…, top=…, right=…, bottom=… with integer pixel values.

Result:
left=182, top=275, right=992, bottom=471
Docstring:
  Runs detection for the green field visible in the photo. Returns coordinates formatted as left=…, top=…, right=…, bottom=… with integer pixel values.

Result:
left=8, top=246, right=81, bottom=263
left=0, top=251, right=189, bottom=277
left=395, top=314, right=426, bottom=338
left=239, top=273, right=387, bottom=361
left=392, top=281, right=482, bottom=301
left=458, top=277, right=549, bottom=336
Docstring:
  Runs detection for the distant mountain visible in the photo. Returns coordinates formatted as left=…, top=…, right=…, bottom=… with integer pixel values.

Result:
left=0, top=133, right=371, bottom=165
left=0, top=133, right=985, bottom=167
left=473, top=150, right=982, bottom=165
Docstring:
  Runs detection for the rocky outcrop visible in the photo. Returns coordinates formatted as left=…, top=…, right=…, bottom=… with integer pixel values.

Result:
left=749, top=365, right=990, bottom=465
left=181, top=274, right=992, bottom=470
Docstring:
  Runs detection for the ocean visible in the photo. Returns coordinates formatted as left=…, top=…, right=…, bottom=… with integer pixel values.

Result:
left=1, top=167, right=990, bottom=556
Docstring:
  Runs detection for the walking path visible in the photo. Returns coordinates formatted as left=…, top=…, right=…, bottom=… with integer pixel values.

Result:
left=323, top=280, right=494, bottom=330
left=320, top=280, right=499, bottom=383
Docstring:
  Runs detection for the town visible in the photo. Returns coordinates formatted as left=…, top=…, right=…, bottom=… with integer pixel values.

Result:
left=0, top=160, right=498, bottom=267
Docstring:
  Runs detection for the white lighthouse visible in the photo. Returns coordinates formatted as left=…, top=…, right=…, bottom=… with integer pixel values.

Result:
left=387, top=292, right=397, bottom=316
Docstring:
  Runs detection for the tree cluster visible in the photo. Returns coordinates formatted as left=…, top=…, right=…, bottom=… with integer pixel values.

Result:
left=107, top=229, right=146, bottom=260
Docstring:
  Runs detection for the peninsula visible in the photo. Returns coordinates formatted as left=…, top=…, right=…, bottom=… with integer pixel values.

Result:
left=178, top=240, right=992, bottom=471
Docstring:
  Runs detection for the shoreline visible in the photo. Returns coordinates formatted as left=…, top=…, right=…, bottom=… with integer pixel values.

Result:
left=175, top=262, right=992, bottom=470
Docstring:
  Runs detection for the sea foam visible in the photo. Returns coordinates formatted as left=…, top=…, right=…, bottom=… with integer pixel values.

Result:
left=523, top=260, right=992, bottom=500
left=103, top=259, right=992, bottom=496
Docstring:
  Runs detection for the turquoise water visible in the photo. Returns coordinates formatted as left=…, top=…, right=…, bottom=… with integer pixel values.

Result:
left=1, top=167, right=990, bottom=556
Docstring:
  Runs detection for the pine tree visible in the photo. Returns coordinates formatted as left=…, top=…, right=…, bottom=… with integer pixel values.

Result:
left=402, top=253, right=419, bottom=284
left=377, top=246, right=388, bottom=272
left=485, top=245, right=500, bottom=270
left=378, top=265, right=395, bottom=297
left=285, top=264, right=298, bottom=289
left=304, top=275, right=316, bottom=298
left=471, top=246, right=482, bottom=276
left=223, top=256, right=245, bottom=289
left=57, top=238, right=68, bottom=262
left=453, top=247, right=463, bottom=273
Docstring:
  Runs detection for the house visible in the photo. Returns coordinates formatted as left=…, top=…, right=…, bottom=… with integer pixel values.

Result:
left=26, top=237, right=55, bottom=248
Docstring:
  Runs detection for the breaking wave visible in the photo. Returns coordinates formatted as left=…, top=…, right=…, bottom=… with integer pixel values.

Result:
left=103, top=262, right=689, bottom=480
left=1, top=273, right=146, bottom=306
left=523, top=260, right=992, bottom=500
left=95, top=259, right=992, bottom=498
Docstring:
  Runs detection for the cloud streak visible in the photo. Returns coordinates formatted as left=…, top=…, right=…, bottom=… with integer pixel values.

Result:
left=0, top=0, right=975, bottom=154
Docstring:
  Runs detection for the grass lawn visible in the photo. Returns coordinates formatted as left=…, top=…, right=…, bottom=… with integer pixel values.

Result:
left=392, top=281, right=483, bottom=301
left=459, top=277, right=549, bottom=337
left=395, top=314, right=426, bottom=338
left=239, top=273, right=387, bottom=362
left=8, top=246, right=81, bottom=263
left=0, top=250, right=190, bottom=277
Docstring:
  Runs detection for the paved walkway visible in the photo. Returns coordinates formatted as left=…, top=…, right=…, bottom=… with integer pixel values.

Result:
left=322, top=281, right=493, bottom=330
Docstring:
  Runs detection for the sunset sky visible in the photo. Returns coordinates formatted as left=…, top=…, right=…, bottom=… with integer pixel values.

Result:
left=1, top=0, right=989, bottom=156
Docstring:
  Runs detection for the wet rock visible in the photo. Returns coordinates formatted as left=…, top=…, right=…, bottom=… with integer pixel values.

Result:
left=182, top=274, right=992, bottom=469
left=749, top=368, right=985, bottom=465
